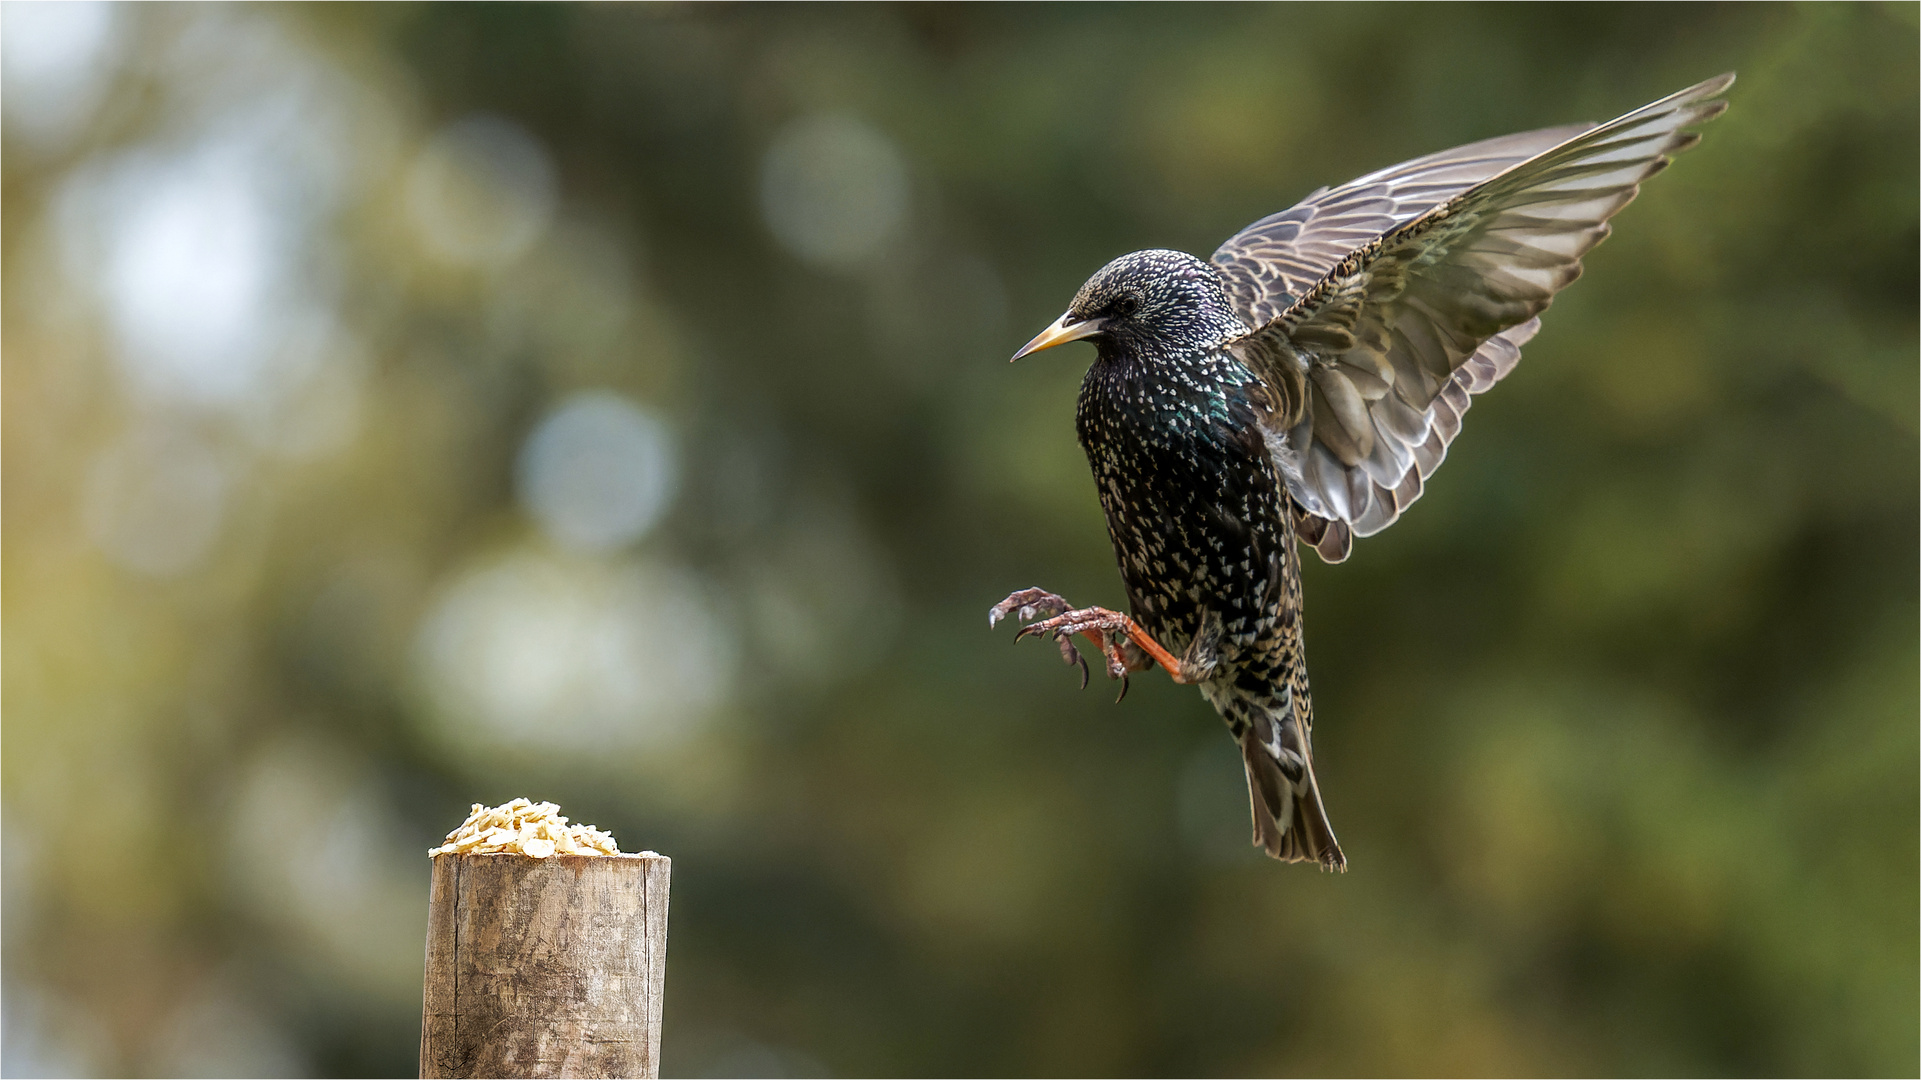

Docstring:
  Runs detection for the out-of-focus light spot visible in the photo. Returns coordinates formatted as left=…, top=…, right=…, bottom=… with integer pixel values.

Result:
left=82, top=425, right=232, bottom=577
left=58, top=138, right=344, bottom=414
left=406, top=114, right=557, bottom=268
left=517, top=391, right=677, bottom=552
left=415, top=551, right=733, bottom=755
left=1, top=0, right=124, bottom=149
left=104, top=157, right=282, bottom=403
left=47, top=14, right=372, bottom=468
left=760, top=112, right=909, bottom=270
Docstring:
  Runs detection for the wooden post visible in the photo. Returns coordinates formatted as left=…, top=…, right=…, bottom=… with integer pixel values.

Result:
left=420, top=853, right=670, bottom=1079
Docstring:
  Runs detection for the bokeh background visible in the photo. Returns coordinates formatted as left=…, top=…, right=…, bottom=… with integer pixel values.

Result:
left=4, top=3, right=1916, bottom=1076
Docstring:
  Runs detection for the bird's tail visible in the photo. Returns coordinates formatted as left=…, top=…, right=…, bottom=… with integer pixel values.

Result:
left=1239, top=706, right=1345, bottom=870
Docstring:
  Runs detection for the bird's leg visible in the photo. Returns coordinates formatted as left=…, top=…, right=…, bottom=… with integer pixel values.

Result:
left=989, top=587, right=1192, bottom=694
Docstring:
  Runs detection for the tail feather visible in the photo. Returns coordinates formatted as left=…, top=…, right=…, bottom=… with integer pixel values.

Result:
left=1239, top=712, right=1346, bottom=871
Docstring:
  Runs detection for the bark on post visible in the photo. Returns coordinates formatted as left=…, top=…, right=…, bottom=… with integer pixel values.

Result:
left=420, top=853, right=670, bottom=1079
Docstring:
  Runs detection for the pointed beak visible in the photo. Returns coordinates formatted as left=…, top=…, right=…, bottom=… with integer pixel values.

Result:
left=1010, top=312, right=1104, bottom=362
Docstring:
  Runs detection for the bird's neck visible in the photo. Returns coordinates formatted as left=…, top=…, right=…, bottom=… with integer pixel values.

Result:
left=1093, top=334, right=1235, bottom=374
left=1095, top=315, right=1249, bottom=370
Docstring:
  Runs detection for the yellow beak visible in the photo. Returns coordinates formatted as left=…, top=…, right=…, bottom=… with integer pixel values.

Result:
left=1010, top=313, right=1104, bottom=361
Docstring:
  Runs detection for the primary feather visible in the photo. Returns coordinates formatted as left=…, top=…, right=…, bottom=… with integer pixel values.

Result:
left=1224, top=74, right=1733, bottom=557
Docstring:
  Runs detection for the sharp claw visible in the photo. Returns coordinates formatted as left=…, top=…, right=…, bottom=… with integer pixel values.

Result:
left=1067, top=645, right=1089, bottom=690
left=1115, top=671, right=1130, bottom=703
left=1054, top=632, right=1088, bottom=687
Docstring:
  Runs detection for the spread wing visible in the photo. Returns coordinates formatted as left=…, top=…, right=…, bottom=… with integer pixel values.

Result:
left=1212, top=123, right=1593, bottom=326
left=1223, top=74, right=1732, bottom=563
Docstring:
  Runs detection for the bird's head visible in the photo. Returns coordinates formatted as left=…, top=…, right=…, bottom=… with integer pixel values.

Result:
left=1011, top=249, right=1246, bottom=362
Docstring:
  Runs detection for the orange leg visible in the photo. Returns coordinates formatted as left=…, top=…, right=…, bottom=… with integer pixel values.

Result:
left=989, top=588, right=1193, bottom=698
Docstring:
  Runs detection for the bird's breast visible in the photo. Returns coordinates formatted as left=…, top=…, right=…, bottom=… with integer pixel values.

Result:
left=1073, top=349, right=1290, bottom=659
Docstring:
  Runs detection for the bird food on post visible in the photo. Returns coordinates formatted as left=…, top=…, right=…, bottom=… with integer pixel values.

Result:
left=420, top=799, right=670, bottom=1080
left=429, top=798, right=628, bottom=859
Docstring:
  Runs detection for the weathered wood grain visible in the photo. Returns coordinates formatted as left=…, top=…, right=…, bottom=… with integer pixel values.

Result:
left=420, top=853, right=670, bottom=1079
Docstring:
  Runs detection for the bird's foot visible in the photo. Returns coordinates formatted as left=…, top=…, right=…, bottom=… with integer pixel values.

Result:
left=989, top=587, right=1190, bottom=700
left=990, top=588, right=1095, bottom=688
left=988, top=587, right=1074, bottom=629
left=1019, top=605, right=1137, bottom=694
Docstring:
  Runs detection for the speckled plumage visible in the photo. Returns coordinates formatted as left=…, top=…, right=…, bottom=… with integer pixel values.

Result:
left=1068, top=252, right=1343, bottom=866
left=993, top=75, right=1733, bottom=868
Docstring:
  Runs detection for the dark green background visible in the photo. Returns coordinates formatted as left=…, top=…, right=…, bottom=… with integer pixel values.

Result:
left=4, top=4, right=1915, bottom=1076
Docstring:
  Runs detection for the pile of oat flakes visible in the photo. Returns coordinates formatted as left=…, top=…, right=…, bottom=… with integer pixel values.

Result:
left=429, top=798, right=626, bottom=859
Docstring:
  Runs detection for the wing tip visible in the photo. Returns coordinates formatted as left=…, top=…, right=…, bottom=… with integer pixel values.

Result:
left=1664, top=71, right=1737, bottom=109
left=1697, top=71, right=1738, bottom=96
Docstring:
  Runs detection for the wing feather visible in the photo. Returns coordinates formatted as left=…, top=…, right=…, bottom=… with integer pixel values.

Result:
left=1212, top=123, right=1596, bottom=327
left=1225, top=74, right=1731, bottom=560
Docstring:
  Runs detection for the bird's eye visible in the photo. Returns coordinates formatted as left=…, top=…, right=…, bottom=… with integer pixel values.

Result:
left=1110, top=295, right=1140, bottom=318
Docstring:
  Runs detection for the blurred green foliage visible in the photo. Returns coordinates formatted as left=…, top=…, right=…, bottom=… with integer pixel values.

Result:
left=3, top=3, right=1915, bottom=1076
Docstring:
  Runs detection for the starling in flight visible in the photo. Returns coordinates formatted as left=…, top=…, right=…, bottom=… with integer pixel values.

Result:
left=991, top=75, right=1732, bottom=869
